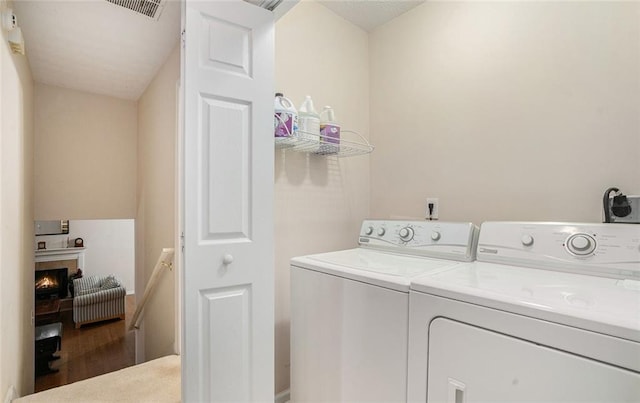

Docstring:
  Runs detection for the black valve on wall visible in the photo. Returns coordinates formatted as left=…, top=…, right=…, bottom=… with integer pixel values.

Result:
left=603, top=187, right=632, bottom=223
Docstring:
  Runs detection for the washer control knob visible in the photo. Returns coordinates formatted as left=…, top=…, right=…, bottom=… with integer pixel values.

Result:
left=365, top=226, right=374, bottom=236
left=377, top=228, right=386, bottom=236
left=521, top=234, right=534, bottom=247
left=566, top=234, right=596, bottom=255
left=399, top=227, right=414, bottom=242
left=431, top=231, right=441, bottom=241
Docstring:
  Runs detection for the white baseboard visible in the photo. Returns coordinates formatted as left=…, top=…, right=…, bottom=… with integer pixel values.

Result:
left=4, top=385, right=17, bottom=403
left=275, top=388, right=290, bottom=403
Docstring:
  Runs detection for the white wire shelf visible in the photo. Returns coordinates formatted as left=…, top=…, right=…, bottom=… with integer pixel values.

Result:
left=274, top=130, right=374, bottom=157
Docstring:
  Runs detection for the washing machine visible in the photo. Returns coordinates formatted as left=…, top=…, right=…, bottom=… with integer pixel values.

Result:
left=407, top=221, right=640, bottom=402
left=290, top=220, right=479, bottom=402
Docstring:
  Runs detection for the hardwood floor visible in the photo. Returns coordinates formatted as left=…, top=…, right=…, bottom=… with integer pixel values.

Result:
left=35, top=294, right=137, bottom=393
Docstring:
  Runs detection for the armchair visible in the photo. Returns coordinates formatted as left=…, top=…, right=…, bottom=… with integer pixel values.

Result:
left=73, top=275, right=126, bottom=328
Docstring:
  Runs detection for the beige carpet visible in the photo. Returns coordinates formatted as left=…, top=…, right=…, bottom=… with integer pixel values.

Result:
left=16, top=355, right=180, bottom=402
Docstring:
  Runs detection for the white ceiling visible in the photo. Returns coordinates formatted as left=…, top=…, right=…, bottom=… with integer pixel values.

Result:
left=13, top=0, right=181, bottom=100
left=12, top=0, right=419, bottom=100
left=318, top=0, right=424, bottom=32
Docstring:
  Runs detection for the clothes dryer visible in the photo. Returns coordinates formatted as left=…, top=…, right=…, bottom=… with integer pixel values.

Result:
left=407, top=222, right=640, bottom=402
left=290, top=220, right=478, bottom=402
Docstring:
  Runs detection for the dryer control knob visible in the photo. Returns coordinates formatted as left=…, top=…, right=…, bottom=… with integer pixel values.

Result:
left=431, top=231, right=441, bottom=241
left=571, top=235, right=591, bottom=250
left=521, top=234, right=534, bottom=246
left=377, top=228, right=386, bottom=236
left=399, top=227, right=414, bottom=241
left=566, top=234, right=596, bottom=255
left=365, top=226, right=374, bottom=236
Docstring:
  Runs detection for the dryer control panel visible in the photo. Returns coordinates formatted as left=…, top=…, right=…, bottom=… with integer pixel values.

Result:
left=358, top=220, right=478, bottom=262
left=477, top=222, right=640, bottom=280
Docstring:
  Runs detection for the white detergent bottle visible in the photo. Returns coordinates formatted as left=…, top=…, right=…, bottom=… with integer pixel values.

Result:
left=298, top=95, right=320, bottom=137
left=274, top=92, right=298, bottom=137
left=320, top=106, right=341, bottom=153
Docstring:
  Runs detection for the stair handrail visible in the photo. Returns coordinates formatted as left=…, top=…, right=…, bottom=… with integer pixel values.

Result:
left=129, top=248, right=175, bottom=331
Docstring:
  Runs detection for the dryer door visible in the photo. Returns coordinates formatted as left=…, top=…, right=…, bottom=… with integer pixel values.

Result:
left=427, top=318, right=640, bottom=402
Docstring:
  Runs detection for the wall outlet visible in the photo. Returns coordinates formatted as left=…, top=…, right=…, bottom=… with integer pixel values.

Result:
left=426, top=198, right=439, bottom=220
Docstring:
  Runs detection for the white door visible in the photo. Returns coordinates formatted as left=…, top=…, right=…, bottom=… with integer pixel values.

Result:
left=182, top=0, right=274, bottom=401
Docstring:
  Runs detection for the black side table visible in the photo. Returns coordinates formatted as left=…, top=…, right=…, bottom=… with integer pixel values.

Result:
left=35, top=322, right=63, bottom=376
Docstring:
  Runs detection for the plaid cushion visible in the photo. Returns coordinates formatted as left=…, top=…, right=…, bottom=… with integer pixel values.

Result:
left=100, top=275, right=121, bottom=290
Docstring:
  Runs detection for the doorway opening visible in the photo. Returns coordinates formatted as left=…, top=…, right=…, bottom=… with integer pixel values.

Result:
left=13, top=0, right=181, bottom=392
left=33, top=219, right=137, bottom=390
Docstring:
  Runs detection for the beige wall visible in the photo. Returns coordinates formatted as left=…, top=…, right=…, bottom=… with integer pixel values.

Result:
left=0, top=0, right=35, bottom=397
left=369, top=1, right=640, bottom=224
left=136, top=44, right=179, bottom=361
left=34, top=84, right=137, bottom=220
left=274, top=1, right=370, bottom=393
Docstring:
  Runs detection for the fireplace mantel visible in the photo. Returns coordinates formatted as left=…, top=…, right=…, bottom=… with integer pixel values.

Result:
left=35, top=247, right=86, bottom=269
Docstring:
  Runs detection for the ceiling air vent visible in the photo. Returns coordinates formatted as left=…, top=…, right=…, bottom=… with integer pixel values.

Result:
left=105, top=0, right=166, bottom=20
left=243, top=0, right=284, bottom=11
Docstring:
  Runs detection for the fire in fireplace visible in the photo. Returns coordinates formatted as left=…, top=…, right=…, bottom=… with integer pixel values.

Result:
left=35, top=275, right=57, bottom=289
left=35, top=268, right=69, bottom=299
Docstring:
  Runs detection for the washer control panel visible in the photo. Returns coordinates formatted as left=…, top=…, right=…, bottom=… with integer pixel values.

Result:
left=358, top=220, right=479, bottom=262
left=477, top=222, right=640, bottom=279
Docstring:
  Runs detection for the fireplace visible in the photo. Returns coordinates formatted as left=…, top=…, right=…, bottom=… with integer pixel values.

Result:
left=35, top=268, right=68, bottom=299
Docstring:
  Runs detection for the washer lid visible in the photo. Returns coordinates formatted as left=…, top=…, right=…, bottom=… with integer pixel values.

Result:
left=291, top=248, right=460, bottom=292
left=411, top=262, right=640, bottom=342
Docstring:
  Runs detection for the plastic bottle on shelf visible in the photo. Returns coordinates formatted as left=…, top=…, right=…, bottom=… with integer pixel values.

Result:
left=274, top=92, right=298, bottom=138
left=298, top=95, right=321, bottom=137
left=319, top=106, right=341, bottom=154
